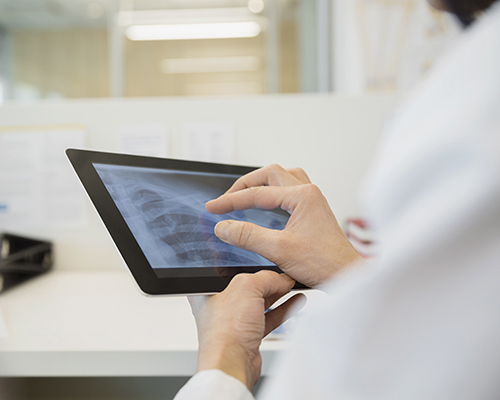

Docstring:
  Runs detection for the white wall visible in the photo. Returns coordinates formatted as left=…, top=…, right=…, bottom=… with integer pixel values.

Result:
left=0, top=94, right=397, bottom=270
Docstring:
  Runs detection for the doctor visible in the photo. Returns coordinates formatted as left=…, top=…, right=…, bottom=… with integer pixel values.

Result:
left=176, top=0, right=500, bottom=398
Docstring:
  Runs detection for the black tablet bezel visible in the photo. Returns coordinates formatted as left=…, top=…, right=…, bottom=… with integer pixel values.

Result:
left=66, top=149, right=307, bottom=295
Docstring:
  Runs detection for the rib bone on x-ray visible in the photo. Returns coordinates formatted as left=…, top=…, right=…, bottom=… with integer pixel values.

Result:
left=93, top=164, right=288, bottom=269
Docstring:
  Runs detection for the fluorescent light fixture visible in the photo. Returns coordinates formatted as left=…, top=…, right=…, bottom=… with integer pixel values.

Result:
left=162, top=56, right=261, bottom=74
left=126, top=21, right=261, bottom=41
left=248, top=0, right=265, bottom=14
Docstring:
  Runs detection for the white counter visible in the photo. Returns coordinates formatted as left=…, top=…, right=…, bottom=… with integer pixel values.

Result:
left=0, top=270, right=289, bottom=377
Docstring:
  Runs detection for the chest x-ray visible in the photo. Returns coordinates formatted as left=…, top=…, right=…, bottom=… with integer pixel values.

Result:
left=93, top=163, right=288, bottom=271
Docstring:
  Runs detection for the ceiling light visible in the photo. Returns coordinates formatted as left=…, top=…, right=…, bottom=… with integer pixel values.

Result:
left=126, top=21, right=262, bottom=41
left=161, top=56, right=261, bottom=74
left=248, top=0, right=265, bottom=14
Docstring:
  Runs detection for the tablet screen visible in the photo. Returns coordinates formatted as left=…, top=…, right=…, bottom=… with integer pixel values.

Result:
left=93, top=163, right=288, bottom=277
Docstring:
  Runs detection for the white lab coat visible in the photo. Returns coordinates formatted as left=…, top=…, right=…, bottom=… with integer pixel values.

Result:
left=175, top=3, right=500, bottom=399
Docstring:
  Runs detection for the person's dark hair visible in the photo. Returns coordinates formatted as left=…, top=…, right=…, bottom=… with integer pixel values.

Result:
left=446, top=0, right=498, bottom=26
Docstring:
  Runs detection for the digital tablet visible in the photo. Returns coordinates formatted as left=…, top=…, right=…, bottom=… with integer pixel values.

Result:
left=66, top=149, right=307, bottom=295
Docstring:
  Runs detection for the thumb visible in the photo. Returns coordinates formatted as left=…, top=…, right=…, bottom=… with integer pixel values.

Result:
left=214, top=220, right=283, bottom=263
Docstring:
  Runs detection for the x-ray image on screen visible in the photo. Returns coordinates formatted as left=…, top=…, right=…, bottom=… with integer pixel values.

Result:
left=93, top=163, right=288, bottom=271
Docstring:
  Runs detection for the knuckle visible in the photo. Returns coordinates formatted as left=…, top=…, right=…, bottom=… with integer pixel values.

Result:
left=288, top=167, right=304, bottom=175
left=248, top=186, right=262, bottom=194
left=236, top=222, right=255, bottom=248
left=255, top=269, right=277, bottom=279
left=268, top=163, right=285, bottom=174
left=231, top=273, right=252, bottom=286
left=302, top=183, right=322, bottom=197
left=254, top=270, right=280, bottom=287
left=247, top=186, right=264, bottom=204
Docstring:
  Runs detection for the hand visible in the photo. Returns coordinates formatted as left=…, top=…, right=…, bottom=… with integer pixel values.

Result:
left=189, top=271, right=305, bottom=390
left=206, top=164, right=364, bottom=288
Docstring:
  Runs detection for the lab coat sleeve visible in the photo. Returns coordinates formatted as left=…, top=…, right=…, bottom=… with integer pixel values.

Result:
left=174, top=370, right=255, bottom=400
left=257, top=4, right=500, bottom=399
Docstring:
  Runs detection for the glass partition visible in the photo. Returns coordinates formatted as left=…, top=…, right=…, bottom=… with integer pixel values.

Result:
left=0, top=0, right=321, bottom=100
left=0, top=0, right=460, bottom=101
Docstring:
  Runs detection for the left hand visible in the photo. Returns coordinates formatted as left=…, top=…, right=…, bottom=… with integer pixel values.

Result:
left=188, top=271, right=306, bottom=390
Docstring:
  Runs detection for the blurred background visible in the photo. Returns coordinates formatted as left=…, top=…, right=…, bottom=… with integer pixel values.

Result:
left=0, top=2, right=469, bottom=399
left=0, top=0, right=460, bottom=102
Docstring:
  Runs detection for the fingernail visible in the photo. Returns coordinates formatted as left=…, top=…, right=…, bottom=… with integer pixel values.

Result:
left=215, top=221, right=231, bottom=241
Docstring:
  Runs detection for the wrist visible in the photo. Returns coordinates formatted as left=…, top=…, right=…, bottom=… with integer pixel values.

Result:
left=313, top=247, right=366, bottom=288
left=197, top=338, right=255, bottom=390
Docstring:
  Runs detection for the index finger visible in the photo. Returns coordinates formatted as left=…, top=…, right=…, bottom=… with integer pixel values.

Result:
left=227, top=164, right=302, bottom=194
left=206, top=185, right=299, bottom=215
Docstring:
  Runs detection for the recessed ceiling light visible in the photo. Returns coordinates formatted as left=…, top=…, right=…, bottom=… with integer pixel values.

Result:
left=248, top=0, right=265, bottom=14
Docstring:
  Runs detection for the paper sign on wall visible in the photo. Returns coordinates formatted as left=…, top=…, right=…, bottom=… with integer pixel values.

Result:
left=0, top=126, right=87, bottom=230
left=118, top=124, right=169, bottom=157
left=183, top=122, right=235, bottom=164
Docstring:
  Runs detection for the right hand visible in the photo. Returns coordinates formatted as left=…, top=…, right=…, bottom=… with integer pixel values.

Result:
left=206, top=164, right=364, bottom=288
